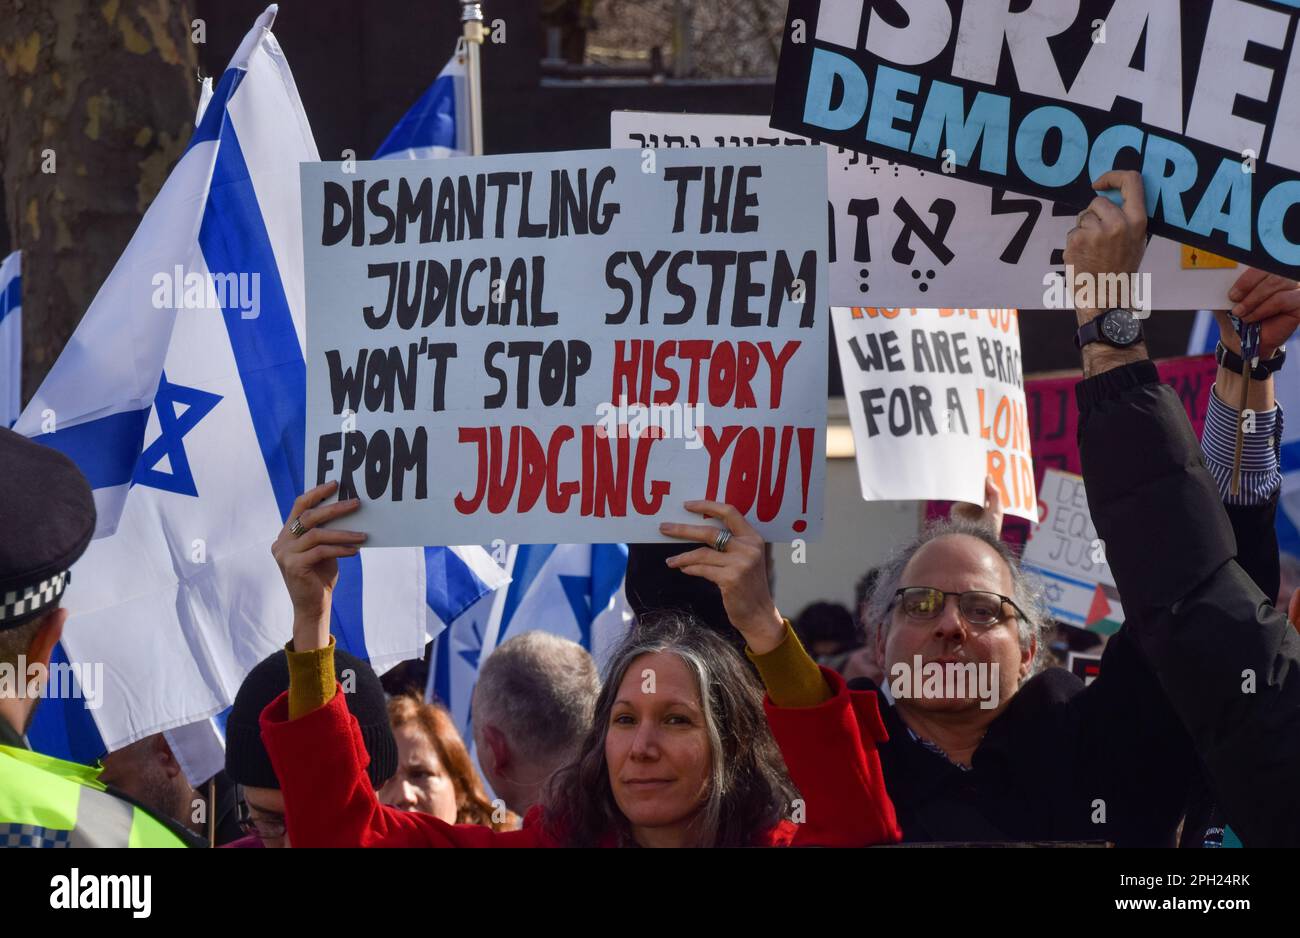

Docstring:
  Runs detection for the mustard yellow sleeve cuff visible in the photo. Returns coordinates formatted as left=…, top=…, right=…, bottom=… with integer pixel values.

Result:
left=745, top=620, right=832, bottom=708
left=285, top=635, right=337, bottom=720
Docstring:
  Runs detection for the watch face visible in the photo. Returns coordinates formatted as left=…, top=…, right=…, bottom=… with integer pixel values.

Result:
left=1100, top=309, right=1141, bottom=345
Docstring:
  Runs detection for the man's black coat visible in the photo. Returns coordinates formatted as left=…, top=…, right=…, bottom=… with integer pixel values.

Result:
left=850, top=361, right=1300, bottom=847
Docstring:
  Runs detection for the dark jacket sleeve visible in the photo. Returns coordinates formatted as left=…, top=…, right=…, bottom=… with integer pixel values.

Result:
left=1071, top=625, right=1198, bottom=846
left=1226, top=496, right=1280, bottom=603
left=1076, top=361, right=1300, bottom=847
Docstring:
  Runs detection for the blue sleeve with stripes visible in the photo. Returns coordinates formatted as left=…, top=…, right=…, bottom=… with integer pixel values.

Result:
left=1199, top=386, right=1282, bottom=506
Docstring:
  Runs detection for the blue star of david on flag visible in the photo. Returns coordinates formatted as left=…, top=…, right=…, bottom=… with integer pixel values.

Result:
left=559, top=574, right=597, bottom=649
left=457, top=619, right=485, bottom=671
left=131, top=372, right=222, bottom=496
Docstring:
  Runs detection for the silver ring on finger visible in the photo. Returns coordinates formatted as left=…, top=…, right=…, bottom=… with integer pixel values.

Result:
left=713, top=529, right=732, bottom=553
left=288, top=516, right=307, bottom=538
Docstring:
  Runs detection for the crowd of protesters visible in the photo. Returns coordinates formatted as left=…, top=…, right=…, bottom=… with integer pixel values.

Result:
left=3, top=171, right=1300, bottom=847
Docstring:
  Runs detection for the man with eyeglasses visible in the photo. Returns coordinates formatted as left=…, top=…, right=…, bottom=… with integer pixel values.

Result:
left=667, top=171, right=1300, bottom=847
left=671, top=494, right=1159, bottom=844
left=232, top=785, right=289, bottom=849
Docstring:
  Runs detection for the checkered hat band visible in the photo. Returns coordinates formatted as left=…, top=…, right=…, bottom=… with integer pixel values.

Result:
left=0, top=570, right=70, bottom=623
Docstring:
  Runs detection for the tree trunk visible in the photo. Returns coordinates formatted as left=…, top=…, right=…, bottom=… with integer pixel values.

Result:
left=0, top=0, right=198, bottom=403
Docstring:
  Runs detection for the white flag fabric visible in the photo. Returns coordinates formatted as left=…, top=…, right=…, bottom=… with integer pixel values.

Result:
left=0, top=251, right=19, bottom=427
left=196, top=75, right=213, bottom=124
left=15, top=6, right=502, bottom=767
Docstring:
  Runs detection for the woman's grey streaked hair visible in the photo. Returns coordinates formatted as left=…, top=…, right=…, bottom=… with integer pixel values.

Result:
left=541, top=611, right=798, bottom=847
left=863, top=518, right=1053, bottom=679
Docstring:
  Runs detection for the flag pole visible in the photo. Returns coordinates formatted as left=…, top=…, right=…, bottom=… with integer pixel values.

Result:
left=460, top=1, right=486, bottom=156
left=208, top=777, right=217, bottom=847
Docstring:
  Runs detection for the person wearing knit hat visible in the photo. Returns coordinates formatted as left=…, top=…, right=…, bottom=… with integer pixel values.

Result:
left=224, top=644, right=397, bottom=847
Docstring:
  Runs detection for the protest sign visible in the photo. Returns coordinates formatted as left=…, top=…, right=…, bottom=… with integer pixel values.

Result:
left=301, top=148, right=828, bottom=546
left=613, top=111, right=1240, bottom=309
left=1022, top=468, right=1124, bottom=633
left=1068, top=652, right=1103, bottom=686
left=831, top=306, right=1036, bottom=521
left=772, top=0, right=1300, bottom=278
left=1027, top=355, right=1217, bottom=480
left=925, top=353, right=1217, bottom=547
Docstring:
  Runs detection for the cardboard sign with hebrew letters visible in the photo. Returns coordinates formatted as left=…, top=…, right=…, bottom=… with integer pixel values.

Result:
left=772, top=0, right=1300, bottom=279
left=1021, top=469, right=1124, bottom=632
left=613, top=110, right=1241, bottom=308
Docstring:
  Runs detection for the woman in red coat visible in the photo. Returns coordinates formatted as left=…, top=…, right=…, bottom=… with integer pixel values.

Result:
left=262, top=484, right=900, bottom=848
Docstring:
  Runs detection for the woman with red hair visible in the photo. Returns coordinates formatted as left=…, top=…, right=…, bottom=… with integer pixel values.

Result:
left=379, top=693, right=514, bottom=831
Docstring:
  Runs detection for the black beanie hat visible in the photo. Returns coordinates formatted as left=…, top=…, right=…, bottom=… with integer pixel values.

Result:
left=225, top=646, right=397, bottom=789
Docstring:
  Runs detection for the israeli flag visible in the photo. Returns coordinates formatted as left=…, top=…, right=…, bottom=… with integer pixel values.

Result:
left=428, top=544, right=631, bottom=738
left=373, top=40, right=469, bottom=160
left=425, top=589, right=497, bottom=740
left=18, top=6, right=504, bottom=775
left=1188, top=309, right=1300, bottom=559
left=158, top=537, right=508, bottom=786
left=0, top=251, right=18, bottom=427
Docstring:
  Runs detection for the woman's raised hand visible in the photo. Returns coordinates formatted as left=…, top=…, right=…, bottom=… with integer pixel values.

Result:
left=271, top=481, right=367, bottom=651
left=660, top=500, right=786, bottom=655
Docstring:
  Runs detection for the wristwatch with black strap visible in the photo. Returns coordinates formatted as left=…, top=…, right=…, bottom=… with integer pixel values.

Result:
left=1075, top=308, right=1144, bottom=349
left=1216, top=341, right=1286, bottom=380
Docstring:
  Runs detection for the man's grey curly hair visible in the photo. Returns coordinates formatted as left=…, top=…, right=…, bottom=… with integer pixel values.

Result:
left=863, top=518, right=1054, bottom=679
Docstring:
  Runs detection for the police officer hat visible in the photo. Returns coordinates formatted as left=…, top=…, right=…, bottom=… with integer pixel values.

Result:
left=0, top=427, right=96, bottom=631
